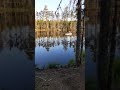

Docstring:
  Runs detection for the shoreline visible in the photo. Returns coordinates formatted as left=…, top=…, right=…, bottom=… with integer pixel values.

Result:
left=35, top=64, right=85, bottom=90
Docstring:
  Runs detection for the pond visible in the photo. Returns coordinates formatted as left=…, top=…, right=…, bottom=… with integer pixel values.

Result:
left=35, top=36, right=85, bottom=69
left=0, top=26, right=34, bottom=90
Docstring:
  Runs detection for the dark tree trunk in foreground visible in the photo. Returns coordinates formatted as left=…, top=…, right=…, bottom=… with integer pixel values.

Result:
left=107, top=0, right=118, bottom=89
left=97, top=0, right=111, bottom=90
left=76, top=0, right=81, bottom=66
left=80, top=16, right=85, bottom=62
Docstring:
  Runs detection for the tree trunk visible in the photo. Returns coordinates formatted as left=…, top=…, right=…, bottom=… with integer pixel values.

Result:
left=107, top=0, right=118, bottom=89
left=97, top=0, right=111, bottom=90
left=80, top=16, right=84, bottom=62
left=76, top=0, right=81, bottom=66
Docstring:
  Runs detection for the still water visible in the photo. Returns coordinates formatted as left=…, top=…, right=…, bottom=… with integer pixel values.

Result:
left=35, top=36, right=85, bottom=69
left=0, top=27, right=34, bottom=90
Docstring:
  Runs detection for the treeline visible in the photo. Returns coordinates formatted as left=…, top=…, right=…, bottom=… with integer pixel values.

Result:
left=35, top=20, right=77, bottom=33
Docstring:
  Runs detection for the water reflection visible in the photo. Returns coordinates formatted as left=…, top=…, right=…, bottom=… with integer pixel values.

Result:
left=36, top=36, right=77, bottom=51
left=0, top=0, right=34, bottom=89
left=1, top=26, right=34, bottom=60
left=0, top=26, right=34, bottom=89
left=35, top=35, right=80, bottom=69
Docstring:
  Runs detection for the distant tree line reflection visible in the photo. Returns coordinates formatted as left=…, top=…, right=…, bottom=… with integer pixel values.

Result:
left=0, top=26, right=34, bottom=60
left=36, top=36, right=80, bottom=52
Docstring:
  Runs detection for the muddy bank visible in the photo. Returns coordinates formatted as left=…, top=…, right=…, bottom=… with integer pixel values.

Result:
left=35, top=65, right=85, bottom=90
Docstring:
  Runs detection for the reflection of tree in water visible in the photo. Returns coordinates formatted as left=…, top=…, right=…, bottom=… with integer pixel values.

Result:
left=73, top=42, right=76, bottom=52
left=45, top=46, right=50, bottom=51
left=62, top=38, right=68, bottom=51
left=57, top=38, right=60, bottom=46
left=2, top=27, right=34, bottom=60
left=36, top=36, right=77, bottom=52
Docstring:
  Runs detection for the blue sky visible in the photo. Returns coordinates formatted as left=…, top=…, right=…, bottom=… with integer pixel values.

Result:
left=35, top=0, right=70, bottom=12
